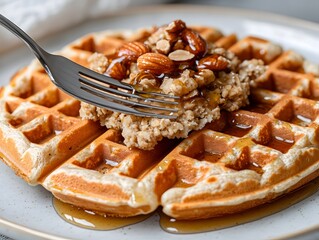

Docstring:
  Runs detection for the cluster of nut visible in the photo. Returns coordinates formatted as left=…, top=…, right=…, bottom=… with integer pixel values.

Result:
left=104, top=20, right=231, bottom=95
left=104, top=41, right=150, bottom=80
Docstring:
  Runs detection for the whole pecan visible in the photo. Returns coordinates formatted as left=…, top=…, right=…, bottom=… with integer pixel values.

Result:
left=182, top=29, right=207, bottom=57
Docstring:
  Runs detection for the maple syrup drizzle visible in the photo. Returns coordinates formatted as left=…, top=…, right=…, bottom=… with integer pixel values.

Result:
left=243, top=102, right=273, bottom=114
left=52, top=198, right=152, bottom=230
left=267, top=136, right=294, bottom=153
left=159, top=177, right=319, bottom=234
left=222, top=121, right=252, bottom=137
left=291, top=114, right=313, bottom=126
left=52, top=177, right=319, bottom=234
left=193, top=151, right=223, bottom=163
left=95, top=158, right=119, bottom=174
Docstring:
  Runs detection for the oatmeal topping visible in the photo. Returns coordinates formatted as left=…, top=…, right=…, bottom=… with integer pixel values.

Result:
left=80, top=20, right=267, bottom=150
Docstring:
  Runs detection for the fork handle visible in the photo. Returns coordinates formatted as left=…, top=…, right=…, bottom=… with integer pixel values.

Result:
left=0, top=14, right=49, bottom=65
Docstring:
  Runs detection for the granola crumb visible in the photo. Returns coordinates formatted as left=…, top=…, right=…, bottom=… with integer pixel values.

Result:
left=88, top=53, right=108, bottom=73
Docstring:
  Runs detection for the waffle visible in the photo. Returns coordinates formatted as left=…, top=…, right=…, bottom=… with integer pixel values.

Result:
left=1, top=22, right=319, bottom=220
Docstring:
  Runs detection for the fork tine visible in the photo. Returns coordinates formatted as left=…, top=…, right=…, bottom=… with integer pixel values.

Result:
left=78, top=88, right=177, bottom=119
left=0, top=14, right=179, bottom=119
left=78, top=65, right=179, bottom=100
left=79, top=67, right=133, bottom=91
left=79, top=76, right=178, bottom=105
left=135, top=89, right=180, bottom=99
left=80, top=81, right=179, bottom=113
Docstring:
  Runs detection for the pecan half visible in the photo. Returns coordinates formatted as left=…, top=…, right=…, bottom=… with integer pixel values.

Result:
left=197, top=54, right=230, bottom=71
left=105, top=59, right=127, bottom=80
left=182, top=29, right=207, bottom=57
left=165, top=20, right=187, bottom=43
left=118, top=42, right=150, bottom=61
left=166, top=19, right=186, bottom=33
left=137, top=53, right=175, bottom=75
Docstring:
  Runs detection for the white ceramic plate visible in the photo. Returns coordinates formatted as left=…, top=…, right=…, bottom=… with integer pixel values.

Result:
left=0, top=5, right=319, bottom=240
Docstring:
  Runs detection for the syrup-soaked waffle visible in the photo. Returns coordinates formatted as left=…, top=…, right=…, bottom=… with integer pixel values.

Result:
left=1, top=24, right=319, bottom=220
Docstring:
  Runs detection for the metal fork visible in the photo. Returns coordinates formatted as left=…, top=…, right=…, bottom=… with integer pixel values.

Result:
left=0, top=14, right=179, bottom=119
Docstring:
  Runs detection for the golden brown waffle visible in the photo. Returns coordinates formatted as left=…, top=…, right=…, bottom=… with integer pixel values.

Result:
left=1, top=25, right=319, bottom=220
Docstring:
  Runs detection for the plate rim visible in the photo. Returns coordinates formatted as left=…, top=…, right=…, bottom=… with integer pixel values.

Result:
left=102, top=3, right=319, bottom=32
left=0, top=217, right=70, bottom=240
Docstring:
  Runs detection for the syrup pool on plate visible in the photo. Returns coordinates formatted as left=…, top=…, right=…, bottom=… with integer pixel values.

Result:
left=52, top=198, right=152, bottom=230
left=160, top=177, right=319, bottom=233
left=53, top=176, right=319, bottom=234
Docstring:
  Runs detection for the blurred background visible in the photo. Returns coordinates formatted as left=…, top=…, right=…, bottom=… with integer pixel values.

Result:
left=1, top=0, right=318, bottom=53
left=174, top=0, right=319, bottom=23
